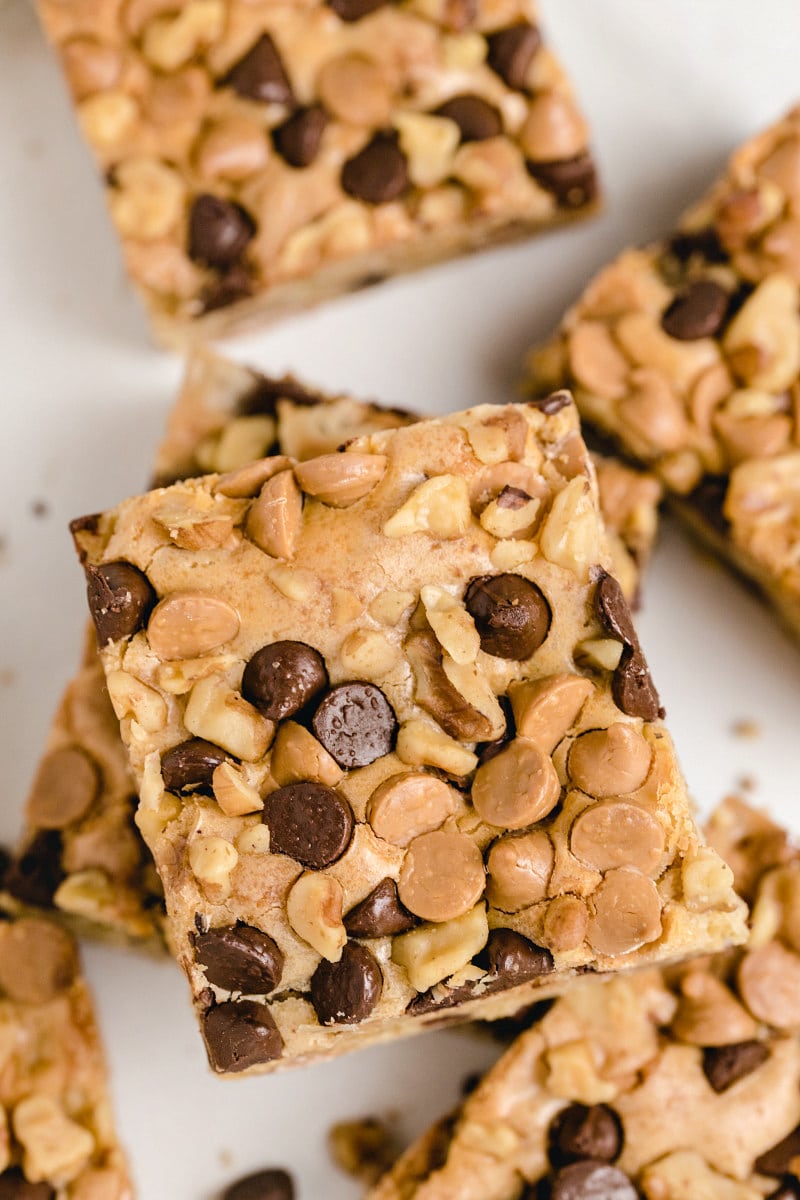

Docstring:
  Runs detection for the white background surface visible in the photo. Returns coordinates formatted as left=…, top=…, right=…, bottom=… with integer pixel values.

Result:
left=1, top=2, right=800, bottom=1196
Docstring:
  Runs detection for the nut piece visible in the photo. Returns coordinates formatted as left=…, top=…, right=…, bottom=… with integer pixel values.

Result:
left=486, top=830, right=554, bottom=911
left=184, top=675, right=273, bottom=762
left=398, top=830, right=485, bottom=921
left=545, top=1041, right=617, bottom=1105
left=156, top=652, right=239, bottom=695
left=420, top=586, right=480, bottom=665
left=542, top=894, right=588, bottom=952
left=141, top=0, right=224, bottom=70
left=640, top=1150, right=757, bottom=1200
left=287, top=872, right=346, bottom=961
left=246, top=469, right=303, bottom=559
left=317, top=53, right=391, bottom=126
left=270, top=721, right=343, bottom=787
left=396, top=720, right=478, bottom=777
left=671, top=971, right=757, bottom=1046
left=392, top=902, right=488, bottom=992
left=406, top=630, right=496, bottom=742
left=108, top=156, right=185, bottom=240
left=568, top=724, right=653, bottom=797
left=472, top=739, right=561, bottom=830
left=147, top=593, right=240, bottom=660
left=368, top=772, right=459, bottom=847
left=568, top=321, right=628, bottom=400
left=383, top=475, right=472, bottom=539
left=152, top=498, right=237, bottom=550
left=509, top=674, right=594, bottom=754
left=539, top=477, right=602, bottom=582
left=339, top=630, right=399, bottom=679
left=394, top=111, right=460, bottom=188
left=294, top=453, right=388, bottom=507
left=738, top=942, right=800, bottom=1030
left=189, top=835, right=239, bottom=888
left=570, top=802, right=665, bottom=875
left=13, top=1095, right=94, bottom=1184
left=723, top=273, right=800, bottom=391
left=106, top=668, right=167, bottom=733
left=212, top=762, right=264, bottom=817
left=681, top=848, right=736, bottom=912
left=587, top=867, right=662, bottom=956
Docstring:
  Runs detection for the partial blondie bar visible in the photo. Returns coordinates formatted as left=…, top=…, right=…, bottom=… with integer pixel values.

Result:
left=71, top=395, right=744, bottom=1075
left=0, top=915, right=131, bottom=1198
left=36, top=0, right=598, bottom=344
left=527, top=106, right=800, bottom=641
left=370, top=797, right=800, bottom=1200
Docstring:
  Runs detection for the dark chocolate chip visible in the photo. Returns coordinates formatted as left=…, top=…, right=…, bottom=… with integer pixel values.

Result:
left=312, top=683, right=397, bottom=768
left=328, top=0, right=389, bottom=20
left=161, top=738, right=228, bottom=795
left=661, top=280, right=730, bottom=341
left=194, top=924, right=284, bottom=994
left=223, top=1169, right=295, bottom=1200
left=434, top=94, right=503, bottom=142
left=550, top=1160, right=637, bottom=1200
left=237, top=374, right=325, bottom=417
left=755, top=1126, right=800, bottom=1177
left=273, top=105, right=328, bottom=168
left=480, top=928, right=554, bottom=990
left=341, top=132, right=410, bottom=205
left=0, top=1171, right=55, bottom=1200
left=548, top=1104, right=623, bottom=1167
left=496, top=486, right=532, bottom=510
left=685, top=475, right=730, bottom=536
left=188, top=195, right=256, bottom=269
left=310, top=942, right=382, bottom=1024
left=767, top=1182, right=800, bottom=1200
left=223, top=34, right=293, bottom=104
left=528, top=389, right=573, bottom=415
left=594, top=571, right=663, bottom=721
left=406, top=979, right=476, bottom=1016
left=84, top=561, right=155, bottom=646
left=486, top=21, right=541, bottom=89
left=203, top=1000, right=283, bottom=1072
left=594, top=570, right=636, bottom=647
left=344, top=879, right=417, bottom=937
left=702, top=1039, right=770, bottom=1093
left=200, top=265, right=254, bottom=313
left=666, top=227, right=727, bottom=265
left=465, top=574, right=551, bottom=659
left=242, top=641, right=328, bottom=721
left=4, top=832, right=65, bottom=907
left=263, top=782, right=354, bottom=868
left=526, top=154, right=598, bottom=209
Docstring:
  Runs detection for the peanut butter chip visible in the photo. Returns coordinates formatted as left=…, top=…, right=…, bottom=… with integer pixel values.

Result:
left=0, top=919, right=78, bottom=1004
left=570, top=802, right=665, bottom=874
left=26, top=746, right=100, bottom=829
left=472, top=738, right=561, bottom=830
left=587, top=867, right=662, bottom=956
left=147, top=593, right=240, bottom=660
left=367, top=772, right=459, bottom=847
left=738, top=942, right=800, bottom=1029
left=398, top=830, right=485, bottom=921
left=568, top=724, right=652, bottom=798
left=486, top=830, right=554, bottom=911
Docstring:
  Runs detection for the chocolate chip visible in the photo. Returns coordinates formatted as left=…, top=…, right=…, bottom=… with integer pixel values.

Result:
left=755, top=1126, right=800, bottom=1177
left=341, top=132, right=409, bottom=205
left=465, top=574, right=551, bottom=659
left=222, top=34, right=293, bottom=104
left=203, top=1000, right=283, bottom=1072
left=328, top=0, right=389, bottom=20
left=0, top=1171, right=55, bottom=1200
left=312, top=683, right=397, bottom=768
left=273, top=105, right=328, bottom=168
left=434, top=94, right=503, bottom=141
left=161, top=738, right=228, bottom=795
left=344, top=879, right=417, bottom=937
left=661, top=280, right=730, bottom=341
left=526, top=154, right=598, bottom=209
left=594, top=571, right=663, bottom=722
left=263, top=782, right=354, bottom=868
left=594, top=570, right=636, bottom=646
left=406, top=979, right=476, bottom=1016
left=4, top=832, right=65, bottom=907
left=496, top=486, right=532, bottom=510
left=481, top=928, right=554, bottom=990
left=310, top=942, right=382, bottom=1024
left=666, top=227, right=727, bottom=265
left=223, top=1169, right=295, bottom=1200
left=549, top=1161, right=637, bottom=1199
left=528, top=389, right=572, bottom=415
left=84, top=561, right=155, bottom=646
left=194, top=924, right=284, bottom=994
left=549, top=1105, right=623, bottom=1167
left=188, top=195, right=256, bottom=269
left=237, top=373, right=325, bottom=417
left=767, top=1182, right=800, bottom=1200
left=486, top=22, right=541, bottom=89
left=702, top=1039, right=770, bottom=1093
left=200, top=265, right=253, bottom=313
left=685, top=475, right=730, bottom=536
left=242, top=641, right=328, bottom=721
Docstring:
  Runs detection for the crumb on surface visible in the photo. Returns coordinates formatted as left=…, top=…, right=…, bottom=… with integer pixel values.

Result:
left=731, top=718, right=762, bottom=740
left=328, top=1116, right=402, bottom=1184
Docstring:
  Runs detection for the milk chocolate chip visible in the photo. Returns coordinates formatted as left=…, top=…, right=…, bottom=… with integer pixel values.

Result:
left=273, top=105, right=327, bottom=168
left=661, top=280, right=730, bottom=341
left=0, top=1172, right=55, bottom=1200
left=161, top=738, right=228, bottom=795
left=526, top=154, right=598, bottom=209
left=194, top=924, right=284, bottom=994
left=223, top=34, right=293, bottom=105
left=203, top=1000, right=283, bottom=1072
left=465, top=574, right=551, bottom=659
left=85, top=561, right=155, bottom=645
left=550, top=1161, right=637, bottom=1200
left=549, top=1104, right=623, bottom=1166
left=434, top=94, right=503, bottom=141
left=223, top=1169, right=295, bottom=1200
left=702, top=1040, right=770, bottom=1092
left=341, top=133, right=409, bottom=205
left=344, top=879, right=417, bottom=937
left=188, top=195, right=256, bottom=269
left=4, top=832, right=65, bottom=907
left=755, top=1126, right=800, bottom=1177
left=263, top=782, right=354, bottom=868
left=310, top=942, right=382, bottom=1024
left=486, top=22, right=541, bottom=89
left=242, top=641, right=328, bottom=721
left=312, top=683, right=397, bottom=768
left=481, top=928, right=553, bottom=989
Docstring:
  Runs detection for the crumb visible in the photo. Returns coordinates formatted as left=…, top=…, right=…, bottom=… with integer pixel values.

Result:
left=328, top=1117, right=401, bottom=1184
left=737, top=775, right=757, bottom=793
left=0, top=669, right=15, bottom=687
left=218, top=1148, right=233, bottom=1168
left=0, top=533, right=7, bottom=563
left=731, top=718, right=761, bottom=740
left=30, top=500, right=49, bottom=519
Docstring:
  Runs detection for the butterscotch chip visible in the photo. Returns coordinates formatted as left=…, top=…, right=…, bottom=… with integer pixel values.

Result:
left=0, top=918, right=78, bottom=1005
left=570, top=802, right=665, bottom=875
left=738, top=942, right=800, bottom=1030
left=486, top=830, right=554, bottom=911
left=398, top=831, right=485, bottom=922
left=542, top=894, right=588, bottom=952
left=471, top=739, right=560, bottom=829
left=568, top=724, right=652, bottom=798
left=368, top=773, right=459, bottom=847
left=587, top=868, right=662, bottom=956
left=26, top=746, right=100, bottom=830
left=509, top=674, right=594, bottom=754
